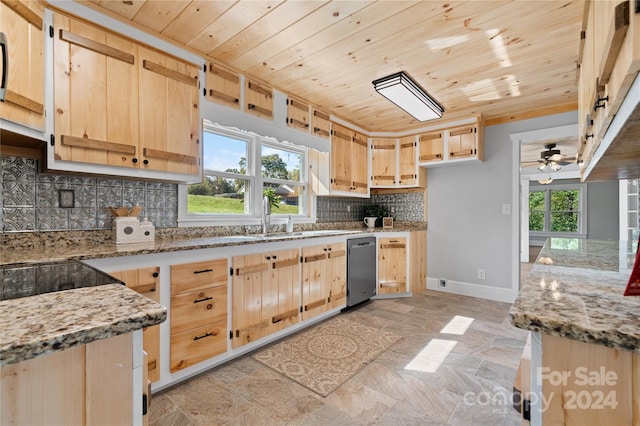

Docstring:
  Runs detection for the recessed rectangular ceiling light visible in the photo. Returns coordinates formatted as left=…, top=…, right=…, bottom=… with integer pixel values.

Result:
left=372, top=71, right=444, bottom=121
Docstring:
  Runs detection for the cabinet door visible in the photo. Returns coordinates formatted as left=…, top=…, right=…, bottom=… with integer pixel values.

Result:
left=419, top=131, right=444, bottom=162
left=53, top=14, right=139, bottom=168
left=0, top=0, right=45, bottom=131
left=231, top=253, right=270, bottom=348
left=351, top=131, right=369, bottom=195
left=327, top=243, right=346, bottom=309
left=398, top=136, right=417, bottom=186
left=110, top=267, right=161, bottom=383
left=286, top=96, right=309, bottom=132
left=330, top=123, right=353, bottom=192
left=378, top=237, right=407, bottom=294
left=448, top=126, right=476, bottom=159
left=371, top=138, right=397, bottom=186
left=268, top=249, right=301, bottom=333
left=301, top=245, right=329, bottom=320
left=138, top=47, right=200, bottom=175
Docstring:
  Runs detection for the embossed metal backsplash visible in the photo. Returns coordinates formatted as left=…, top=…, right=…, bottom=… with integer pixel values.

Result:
left=316, top=192, right=424, bottom=223
left=1, top=156, right=177, bottom=232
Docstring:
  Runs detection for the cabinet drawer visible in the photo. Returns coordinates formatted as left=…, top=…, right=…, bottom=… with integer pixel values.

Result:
left=170, top=321, right=227, bottom=372
left=171, top=286, right=227, bottom=334
left=171, top=259, right=228, bottom=295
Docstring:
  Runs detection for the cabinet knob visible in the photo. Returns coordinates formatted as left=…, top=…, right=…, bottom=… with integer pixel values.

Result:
left=152, top=272, right=159, bottom=278
left=266, top=256, right=271, bottom=260
left=272, top=255, right=277, bottom=260
left=143, top=159, right=149, bottom=165
left=132, top=157, right=138, bottom=163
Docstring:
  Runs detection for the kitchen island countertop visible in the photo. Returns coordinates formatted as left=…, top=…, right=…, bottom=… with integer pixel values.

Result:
left=0, top=284, right=166, bottom=366
left=510, top=238, right=639, bottom=353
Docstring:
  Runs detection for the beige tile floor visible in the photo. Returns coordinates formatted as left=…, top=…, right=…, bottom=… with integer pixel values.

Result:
left=150, top=290, right=529, bottom=425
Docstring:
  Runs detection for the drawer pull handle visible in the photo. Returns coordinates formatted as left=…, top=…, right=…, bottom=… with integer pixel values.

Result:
left=193, top=268, right=213, bottom=274
left=152, top=272, right=159, bottom=278
left=193, top=296, right=213, bottom=304
left=193, top=332, right=216, bottom=341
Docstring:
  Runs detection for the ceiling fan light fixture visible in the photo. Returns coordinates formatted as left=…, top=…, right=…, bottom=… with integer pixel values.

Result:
left=538, top=177, right=554, bottom=184
left=537, top=163, right=546, bottom=172
left=372, top=71, right=443, bottom=121
left=550, top=162, right=561, bottom=171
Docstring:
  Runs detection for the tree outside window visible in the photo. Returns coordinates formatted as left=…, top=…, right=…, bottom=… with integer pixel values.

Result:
left=529, top=186, right=583, bottom=234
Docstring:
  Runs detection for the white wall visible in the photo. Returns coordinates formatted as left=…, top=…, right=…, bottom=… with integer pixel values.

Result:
left=586, top=181, right=619, bottom=240
left=427, top=111, right=577, bottom=302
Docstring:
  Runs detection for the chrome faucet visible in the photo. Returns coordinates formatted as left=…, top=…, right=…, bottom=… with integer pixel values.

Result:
left=261, top=195, right=271, bottom=234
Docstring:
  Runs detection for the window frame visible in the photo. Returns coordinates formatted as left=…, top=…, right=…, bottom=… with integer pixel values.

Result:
left=529, top=183, right=587, bottom=238
left=178, top=122, right=311, bottom=226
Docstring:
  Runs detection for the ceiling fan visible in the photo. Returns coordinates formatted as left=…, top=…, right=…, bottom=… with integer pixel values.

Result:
left=523, top=143, right=577, bottom=172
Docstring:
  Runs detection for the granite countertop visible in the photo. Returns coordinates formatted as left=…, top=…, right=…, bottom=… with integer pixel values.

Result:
left=0, top=223, right=427, bottom=265
left=0, top=284, right=167, bottom=366
left=510, top=238, right=640, bottom=353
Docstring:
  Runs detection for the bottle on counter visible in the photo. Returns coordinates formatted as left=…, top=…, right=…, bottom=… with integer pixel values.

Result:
left=286, top=215, right=294, bottom=233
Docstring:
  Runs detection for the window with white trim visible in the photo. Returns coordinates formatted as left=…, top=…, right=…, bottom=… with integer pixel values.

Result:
left=529, top=183, right=586, bottom=236
left=182, top=122, right=307, bottom=223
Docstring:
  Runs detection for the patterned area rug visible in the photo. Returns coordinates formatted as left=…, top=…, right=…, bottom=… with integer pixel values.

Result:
left=252, top=316, right=402, bottom=397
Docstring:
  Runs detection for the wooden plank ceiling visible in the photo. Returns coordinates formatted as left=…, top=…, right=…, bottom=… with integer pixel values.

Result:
left=83, top=0, right=585, bottom=133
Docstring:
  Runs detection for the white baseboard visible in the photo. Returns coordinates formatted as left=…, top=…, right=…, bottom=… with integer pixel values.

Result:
left=426, top=277, right=516, bottom=303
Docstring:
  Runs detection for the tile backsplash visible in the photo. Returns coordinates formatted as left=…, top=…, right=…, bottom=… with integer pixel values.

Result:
left=316, top=192, right=424, bottom=223
left=1, top=155, right=425, bottom=232
left=1, top=156, right=177, bottom=232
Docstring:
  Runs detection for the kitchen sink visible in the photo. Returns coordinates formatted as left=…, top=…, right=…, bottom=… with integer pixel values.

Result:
left=213, top=230, right=361, bottom=243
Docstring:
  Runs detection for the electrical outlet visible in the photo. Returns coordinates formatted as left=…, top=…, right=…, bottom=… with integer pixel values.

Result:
left=439, top=279, right=447, bottom=287
left=477, top=269, right=486, bottom=280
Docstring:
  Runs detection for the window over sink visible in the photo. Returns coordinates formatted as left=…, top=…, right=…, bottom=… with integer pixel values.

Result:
left=178, top=121, right=309, bottom=226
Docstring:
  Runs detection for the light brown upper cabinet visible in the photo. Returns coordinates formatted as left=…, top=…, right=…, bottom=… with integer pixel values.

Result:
left=205, top=62, right=240, bottom=109
left=245, top=79, right=273, bottom=120
left=577, top=0, right=640, bottom=181
left=330, top=122, right=369, bottom=196
left=286, top=95, right=310, bottom=132
left=311, top=107, right=331, bottom=139
left=138, top=46, right=200, bottom=175
left=0, top=0, right=45, bottom=132
left=52, top=13, right=200, bottom=177
left=418, top=118, right=484, bottom=167
left=370, top=136, right=421, bottom=188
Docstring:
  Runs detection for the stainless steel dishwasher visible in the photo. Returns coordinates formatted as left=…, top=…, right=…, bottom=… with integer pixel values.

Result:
left=346, top=236, right=376, bottom=307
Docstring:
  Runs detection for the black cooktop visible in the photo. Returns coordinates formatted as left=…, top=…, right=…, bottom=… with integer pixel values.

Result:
left=0, top=259, right=123, bottom=301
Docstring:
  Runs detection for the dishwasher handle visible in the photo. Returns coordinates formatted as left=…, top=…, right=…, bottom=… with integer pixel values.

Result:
left=354, top=241, right=373, bottom=247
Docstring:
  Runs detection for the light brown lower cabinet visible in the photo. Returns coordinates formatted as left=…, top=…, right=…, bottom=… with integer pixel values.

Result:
left=170, top=259, right=228, bottom=372
left=1, top=333, right=134, bottom=425
left=378, top=237, right=408, bottom=294
left=231, top=249, right=301, bottom=348
left=110, top=266, right=161, bottom=382
left=302, top=242, right=346, bottom=319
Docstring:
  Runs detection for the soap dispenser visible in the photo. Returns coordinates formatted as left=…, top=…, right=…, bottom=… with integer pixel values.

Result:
left=286, top=215, right=294, bottom=233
